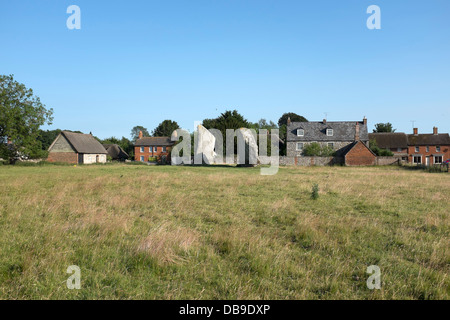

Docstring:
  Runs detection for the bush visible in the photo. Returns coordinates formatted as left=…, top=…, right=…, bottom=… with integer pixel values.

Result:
left=369, top=139, right=394, bottom=156
left=303, top=143, right=335, bottom=157
left=311, top=184, right=319, bottom=200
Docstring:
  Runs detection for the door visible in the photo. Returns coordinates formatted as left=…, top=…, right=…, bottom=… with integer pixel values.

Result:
left=425, top=156, right=430, bottom=166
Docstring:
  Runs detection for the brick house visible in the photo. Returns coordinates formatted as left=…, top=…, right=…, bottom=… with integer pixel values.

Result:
left=134, top=131, right=174, bottom=162
left=47, top=131, right=107, bottom=164
left=287, top=117, right=369, bottom=157
left=407, top=127, right=450, bottom=165
left=338, top=140, right=377, bottom=166
left=368, top=132, right=409, bottom=161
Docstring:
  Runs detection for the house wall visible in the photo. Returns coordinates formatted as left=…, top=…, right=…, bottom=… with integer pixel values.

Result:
left=83, top=154, right=107, bottom=164
left=407, top=145, right=450, bottom=165
left=47, top=152, right=78, bottom=164
left=345, top=142, right=376, bottom=166
left=287, top=141, right=355, bottom=157
left=135, top=146, right=172, bottom=162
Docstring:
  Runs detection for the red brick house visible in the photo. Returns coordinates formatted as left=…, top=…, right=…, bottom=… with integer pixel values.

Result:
left=338, top=140, right=377, bottom=166
left=134, top=131, right=174, bottom=162
left=407, top=127, right=450, bottom=165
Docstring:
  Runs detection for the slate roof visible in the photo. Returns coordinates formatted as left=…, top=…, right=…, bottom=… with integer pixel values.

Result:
left=57, top=131, right=107, bottom=154
left=103, top=144, right=129, bottom=159
left=368, top=133, right=408, bottom=149
left=407, top=134, right=450, bottom=146
left=135, top=137, right=174, bottom=147
left=287, top=121, right=369, bottom=142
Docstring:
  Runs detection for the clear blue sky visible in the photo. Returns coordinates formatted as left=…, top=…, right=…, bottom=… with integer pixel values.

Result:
left=1, top=0, right=449, bottom=139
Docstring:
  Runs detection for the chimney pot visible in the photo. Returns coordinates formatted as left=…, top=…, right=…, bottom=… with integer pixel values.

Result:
left=363, top=117, right=367, bottom=125
left=355, top=122, right=360, bottom=141
left=413, top=128, right=418, bottom=135
left=138, top=130, right=143, bottom=139
left=287, top=117, right=291, bottom=126
left=323, top=119, right=327, bottom=124
left=433, top=127, right=438, bottom=135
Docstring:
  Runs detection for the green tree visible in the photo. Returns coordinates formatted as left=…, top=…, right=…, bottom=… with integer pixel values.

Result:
left=102, top=136, right=134, bottom=159
left=0, top=75, right=53, bottom=163
left=277, top=112, right=308, bottom=127
left=130, top=126, right=150, bottom=141
left=373, top=123, right=396, bottom=133
left=152, top=120, right=180, bottom=137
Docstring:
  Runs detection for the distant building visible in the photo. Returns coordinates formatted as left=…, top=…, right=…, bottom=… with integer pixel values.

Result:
left=407, top=127, right=450, bottom=165
left=134, top=131, right=174, bottom=162
left=103, top=144, right=129, bottom=161
left=47, top=131, right=107, bottom=164
left=287, top=117, right=369, bottom=157
left=368, top=132, right=408, bottom=161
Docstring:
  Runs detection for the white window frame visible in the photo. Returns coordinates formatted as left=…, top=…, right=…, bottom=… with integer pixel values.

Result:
left=296, top=142, right=304, bottom=151
left=297, top=129, right=304, bottom=137
left=413, top=155, right=422, bottom=164
left=162, top=146, right=167, bottom=152
left=327, top=142, right=334, bottom=148
left=415, top=146, right=419, bottom=153
left=154, top=146, right=158, bottom=152
left=436, top=146, right=441, bottom=152
left=140, top=147, right=144, bottom=153
left=426, top=146, right=429, bottom=152
left=434, top=156, right=442, bottom=164
left=326, top=129, right=333, bottom=137
left=140, top=156, right=145, bottom=162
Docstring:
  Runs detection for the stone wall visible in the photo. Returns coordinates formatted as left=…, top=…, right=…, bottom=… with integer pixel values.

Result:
left=376, top=157, right=401, bottom=166
left=286, top=141, right=354, bottom=157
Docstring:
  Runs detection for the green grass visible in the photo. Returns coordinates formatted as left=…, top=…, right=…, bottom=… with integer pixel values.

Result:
left=0, top=164, right=448, bottom=299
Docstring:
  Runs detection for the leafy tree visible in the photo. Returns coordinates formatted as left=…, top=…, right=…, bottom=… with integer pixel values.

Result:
left=277, top=112, right=308, bottom=127
left=130, top=126, right=149, bottom=141
left=302, top=142, right=335, bottom=156
left=152, top=120, right=180, bottom=137
left=373, top=123, right=396, bottom=133
left=0, top=75, right=53, bottom=163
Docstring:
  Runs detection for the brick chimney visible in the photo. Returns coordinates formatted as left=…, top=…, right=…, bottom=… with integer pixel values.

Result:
left=287, top=117, right=291, bottom=126
left=433, top=127, right=438, bottom=135
left=355, top=122, right=360, bottom=141
left=363, top=117, right=367, bottom=126
left=138, top=130, right=143, bottom=139
left=323, top=119, right=327, bottom=124
left=413, top=128, right=418, bottom=135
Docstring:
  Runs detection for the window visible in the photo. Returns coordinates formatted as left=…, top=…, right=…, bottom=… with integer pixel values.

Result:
left=162, top=146, right=167, bottom=152
left=154, top=147, right=158, bottom=152
left=415, top=146, right=419, bottom=153
left=426, top=146, right=429, bottom=152
left=326, top=129, right=333, bottom=136
left=434, top=156, right=442, bottom=164
left=413, top=155, right=422, bottom=164
left=397, top=148, right=402, bottom=152
left=297, top=129, right=304, bottom=137
left=327, top=142, right=334, bottom=148
left=140, top=147, right=144, bottom=153
left=436, top=146, right=441, bottom=152
left=296, top=142, right=304, bottom=151
left=140, top=156, right=145, bottom=162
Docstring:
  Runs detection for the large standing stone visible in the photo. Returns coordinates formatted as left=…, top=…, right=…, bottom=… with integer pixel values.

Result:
left=194, top=125, right=216, bottom=165
left=236, top=128, right=258, bottom=166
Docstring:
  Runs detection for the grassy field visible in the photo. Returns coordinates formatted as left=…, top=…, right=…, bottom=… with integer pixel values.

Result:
left=0, top=164, right=448, bottom=299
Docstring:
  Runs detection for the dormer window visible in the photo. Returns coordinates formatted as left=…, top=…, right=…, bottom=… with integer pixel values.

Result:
left=326, top=129, right=333, bottom=136
left=297, top=129, right=304, bottom=137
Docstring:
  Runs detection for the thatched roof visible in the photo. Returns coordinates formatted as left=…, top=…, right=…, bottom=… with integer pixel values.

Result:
left=369, top=133, right=408, bottom=149
left=57, top=131, right=107, bottom=154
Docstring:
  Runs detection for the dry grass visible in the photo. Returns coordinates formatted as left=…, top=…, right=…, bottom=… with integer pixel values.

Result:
left=0, top=164, right=448, bottom=299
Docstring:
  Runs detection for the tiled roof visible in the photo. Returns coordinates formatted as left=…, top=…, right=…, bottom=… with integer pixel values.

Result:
left=135, top=137, right=174, bottom=147
left=287, top=121, right=368, bottom=142
left=407, top=134, right=450, bottom=146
